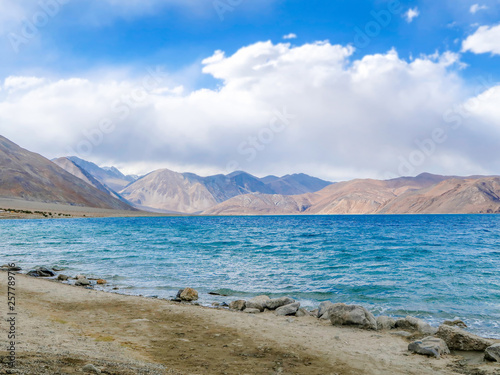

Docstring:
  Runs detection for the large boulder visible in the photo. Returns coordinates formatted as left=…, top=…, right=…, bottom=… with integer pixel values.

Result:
left=245, top=295, right=270, bottom=312
left=395, top=316, right=437, bottom=335
left=328, top=303, right=377, bottom=330
left=376, top=316, right=396, bottom=330
left=317, top=301, right=335, bottom=319
left=408, top=336, right=450, bottom=359
left=436, top=325, right=493, bottom=351
left=229, top=300, right=246, bottom=311
left=179, top=288, right=199, bottom=302
left=295, top=308, right=313, bottom=317
left=275, top=302, right=300, bottom=316
left=485, top=344, right=500, bottom=362
left=265, top=297, right=295, bottom=310
left=75, top=278, right=91, bottom=286
left=26, top=267, right=55, bottom=277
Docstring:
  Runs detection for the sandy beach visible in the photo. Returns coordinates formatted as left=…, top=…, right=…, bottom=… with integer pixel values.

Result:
left=1, top=273, right=499, bottom=375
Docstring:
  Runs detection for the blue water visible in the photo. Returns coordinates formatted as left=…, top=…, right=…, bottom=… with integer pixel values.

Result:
left=1, top=215, right=499, bottom=338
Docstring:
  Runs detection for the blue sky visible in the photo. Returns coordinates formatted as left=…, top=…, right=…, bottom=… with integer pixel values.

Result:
left=3, top=0, right=500, bottom=83
left=1, top=0, right=500, bottom=180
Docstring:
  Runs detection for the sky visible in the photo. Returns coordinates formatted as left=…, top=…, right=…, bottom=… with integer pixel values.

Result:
left=0, top=0, right=500, bottom=181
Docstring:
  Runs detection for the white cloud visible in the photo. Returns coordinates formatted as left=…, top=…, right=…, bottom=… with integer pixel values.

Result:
left=283, top=33, right=297, bottom=40
left=404, top=7, right=420, bottom=23
left=470, top=4, right=488, bottom=14
left=1, top=40, right=499, bottom=181
left=462, top=24, right=500, bottom=55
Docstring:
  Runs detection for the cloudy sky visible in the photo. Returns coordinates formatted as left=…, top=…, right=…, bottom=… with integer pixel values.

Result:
left=0, top=0, right=499, bottom=181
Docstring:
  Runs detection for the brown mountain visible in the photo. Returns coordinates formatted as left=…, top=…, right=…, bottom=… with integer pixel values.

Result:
left=203, top=174, right=500, bottom=215
left=119, top=168, right=217, bottom=214
left=0, top=135, right=134, bottom=210
left=119, top=169, right=294, bottom=214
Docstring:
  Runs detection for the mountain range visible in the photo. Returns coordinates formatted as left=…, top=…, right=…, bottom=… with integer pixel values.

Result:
left=0, top=136, right=133, bottom=211
left=203, top=174, right=500, bottom=215
left=1, top=134, right=500, bottom=215
left=118, top=169, right=332, bottom=213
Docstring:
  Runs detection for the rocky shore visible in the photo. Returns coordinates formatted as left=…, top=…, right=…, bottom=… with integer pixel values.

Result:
left=1, top=264, right=500, bottom=374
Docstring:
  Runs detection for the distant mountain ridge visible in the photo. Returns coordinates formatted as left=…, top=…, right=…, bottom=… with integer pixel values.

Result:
left=119, top=169, right=331, bottom=213
left=65, top=156, right=137, bottom=191
left=203, top=173, right=500, bottom=215
left=0, top=136, right=134, bottom=210
left=52, top=157, right=131, bottom=205
left=3, top=135, right=497, bottom=216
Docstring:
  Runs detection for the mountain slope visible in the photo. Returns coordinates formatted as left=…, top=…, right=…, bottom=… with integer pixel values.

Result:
left=52, top=157, right=129, bottom=203
left=379, top=177, right=500, bottom=214
left=66, top=156, right=135, bottom=192
left=263, top=173, right=332, bottom=195
left=202, top=174, right=500, bottom=215
left=0, top=136, right=134, bottom=210
left=120, top=169, right=331, bottom=213
left=119, top=169, right=217, bottom=214
left=121, top=169, right=281, bottom=213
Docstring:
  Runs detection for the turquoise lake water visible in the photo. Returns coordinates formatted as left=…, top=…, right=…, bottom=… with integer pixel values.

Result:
left=1, top=215, right=499, bottom=338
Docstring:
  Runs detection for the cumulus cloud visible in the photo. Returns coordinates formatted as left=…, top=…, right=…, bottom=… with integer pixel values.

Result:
left=283, top=33, right=297, bottom=40
left=404, top=7, right=420, bottom=23
left=462, top=24, right=500, bottom=55
left=0, top=40, right=499, bottom=181
left=470, top=4, right=488, bottom=14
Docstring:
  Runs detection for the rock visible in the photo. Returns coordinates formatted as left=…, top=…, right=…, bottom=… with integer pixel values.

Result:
left=436, top=325, right=493, bottom=351
left=310, top=309, right=319, bottom=316
left=376, top=316, right=396, bottom=330
left=211, top=302, right=220, bottom=307
left=408, top=336, right=450, bottom=359
left=395, top=318, right=411, bottom=330
left=57, top=274, right=69, bottom=281
left=395, top=316, right=437, bottom=335
left=265, top=297, right=295, bottom=310
left=443, top=319, right=467, bottom=329
left=244, top=308, right=261, bottom=314
left=82, top=364, right=101, bottom=374
left=75, top=274, right=86, bottom=280
left=75, top=278, right=91, bottom=286
left=229, top=300, right=247, bottom=311
left=245, top=295, right=270, bottom=312
left=275, top=302, right=301, bottom=316
left=96, top=279, right=107, bottom=285
left=295, top=308, right=313, bottom=317
left=485, top=343, right=500, bottom=362
left=328, top=303, right=377, bottom=330
left=179, top=288, right=199, bottom=302
left=317, top=301, right=335, bottom=319
left=26, top=267, right=56, bottom=277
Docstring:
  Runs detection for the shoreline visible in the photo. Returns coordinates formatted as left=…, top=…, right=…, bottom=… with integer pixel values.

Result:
left=0, top=198, right=179, bottom=220
left=2, top=197, right=500, bottom=220
left=6, top=265, right=500, bottom=340
left=1, top=270, right=499, bottom=374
